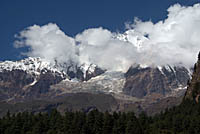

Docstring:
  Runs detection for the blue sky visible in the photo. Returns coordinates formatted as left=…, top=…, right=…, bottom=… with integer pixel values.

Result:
left=0, top=0, right=198, bottom=61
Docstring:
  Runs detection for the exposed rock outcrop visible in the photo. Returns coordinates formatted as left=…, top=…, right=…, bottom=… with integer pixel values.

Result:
left=184, top=52, right=200, bottom=102
left=123, top=65, right=190, bottom=98
left=66, top=64, right=105, bottom=81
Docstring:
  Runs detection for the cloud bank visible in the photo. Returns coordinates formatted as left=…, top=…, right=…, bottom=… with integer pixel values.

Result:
left=14, top=3, right=200, bottom=72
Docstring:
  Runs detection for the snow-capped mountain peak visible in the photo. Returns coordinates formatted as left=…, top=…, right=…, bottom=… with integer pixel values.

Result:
left=0, top=57, right=106, bottom=82
left=116, top=30, right=148, bottom=51
left=0, top=57, right=66, bottom=78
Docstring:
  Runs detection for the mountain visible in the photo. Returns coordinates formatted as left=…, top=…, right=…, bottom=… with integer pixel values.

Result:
left=0, top=57, right=191, bottom=116
left=184, top=53, right=200, bottom=102
left=116, top=29, right=148, bottom=51
left=124, top=65, right=190, bottom=98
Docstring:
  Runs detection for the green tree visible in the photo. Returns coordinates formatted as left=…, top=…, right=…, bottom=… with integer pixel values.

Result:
left=125, top=112, right=143, bottom=134
left=102, top=111, right=113, bottom=134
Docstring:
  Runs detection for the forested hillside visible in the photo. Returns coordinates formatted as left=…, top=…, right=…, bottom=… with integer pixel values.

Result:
left=0, top=100, right=200, bottom=134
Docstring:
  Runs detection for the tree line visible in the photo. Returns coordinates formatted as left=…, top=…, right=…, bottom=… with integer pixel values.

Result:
left=1, top=99, right=200, bottom=134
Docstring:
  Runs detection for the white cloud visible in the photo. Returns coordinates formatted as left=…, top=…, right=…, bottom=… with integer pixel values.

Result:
left=127, top=3, right=200, bottom=68
left=75, top=28, right=139, bottom=71
left=75, top=27, right=112, bottom=46
left=15, top=23, right=79, bottom=64
left=14, top=3, right=200, bottom=72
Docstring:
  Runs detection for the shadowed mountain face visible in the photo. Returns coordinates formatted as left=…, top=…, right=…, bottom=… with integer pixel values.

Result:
left=0, top=69, right=64, bottom=101
left=0, top=70, right=34, bottom=100
left=66, top=65, right=105, bottom=81
left=184, top=53, right=200, bottom=102
left=123, top=66, right=190, bottom=98
left=0, top=58, right=191, bottom=116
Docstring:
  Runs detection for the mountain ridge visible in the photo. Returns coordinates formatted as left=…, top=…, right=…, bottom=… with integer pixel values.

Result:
left=0, top=57, right=192, bottom=116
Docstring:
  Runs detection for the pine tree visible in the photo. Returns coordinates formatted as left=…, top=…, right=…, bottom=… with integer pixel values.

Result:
left=86, top=110, right=96, bottom=134
left=102, top=111, right=113, bottom=134
left=125, top=112, right=143, bottom=134
left=112, top=112, right=126, bottom=134
left=93, top=111, right=103, bottom=134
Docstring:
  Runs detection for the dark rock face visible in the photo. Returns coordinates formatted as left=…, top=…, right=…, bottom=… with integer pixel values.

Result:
left=0, top=70, right=34, bottom=100
left=123, top=67, right=166, bottom=98
left=161, top=66, right=189, bottom=89
left=66, top=65, right=105, bottom=81
left=0, top=69, right=65, bottom=101
left=0, top=70, right=34, bottom=89
left=66, top=65, right=84, bottom=81
left=123, top=66, right=190, bottom=98
left=172, top=67, right=190, bottom=85
left=185, top=54, right=200, bottom=102
left=27, top=70, right=64, bottom=97
left=85, top=67, right=105, bottom=81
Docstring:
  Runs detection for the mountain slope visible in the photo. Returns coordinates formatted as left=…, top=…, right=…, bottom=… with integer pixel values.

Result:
left=0, top=57, right=192, bottom=115
left=123, top=65, right=190, bottom=98
left=184, top=52, right=200, bottom=102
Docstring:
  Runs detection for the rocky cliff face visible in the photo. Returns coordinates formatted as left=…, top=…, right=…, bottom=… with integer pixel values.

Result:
left=123, top=65, right=190, bottom=98
left=0, top=70, right=34, bottom=101
left=66, top=64, right=105, bottom=81
left=0, top=69, right=65, bottom=101
left=0, top=57, right=105, bottom=101
left=184, top=53, right=200, bottom=102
